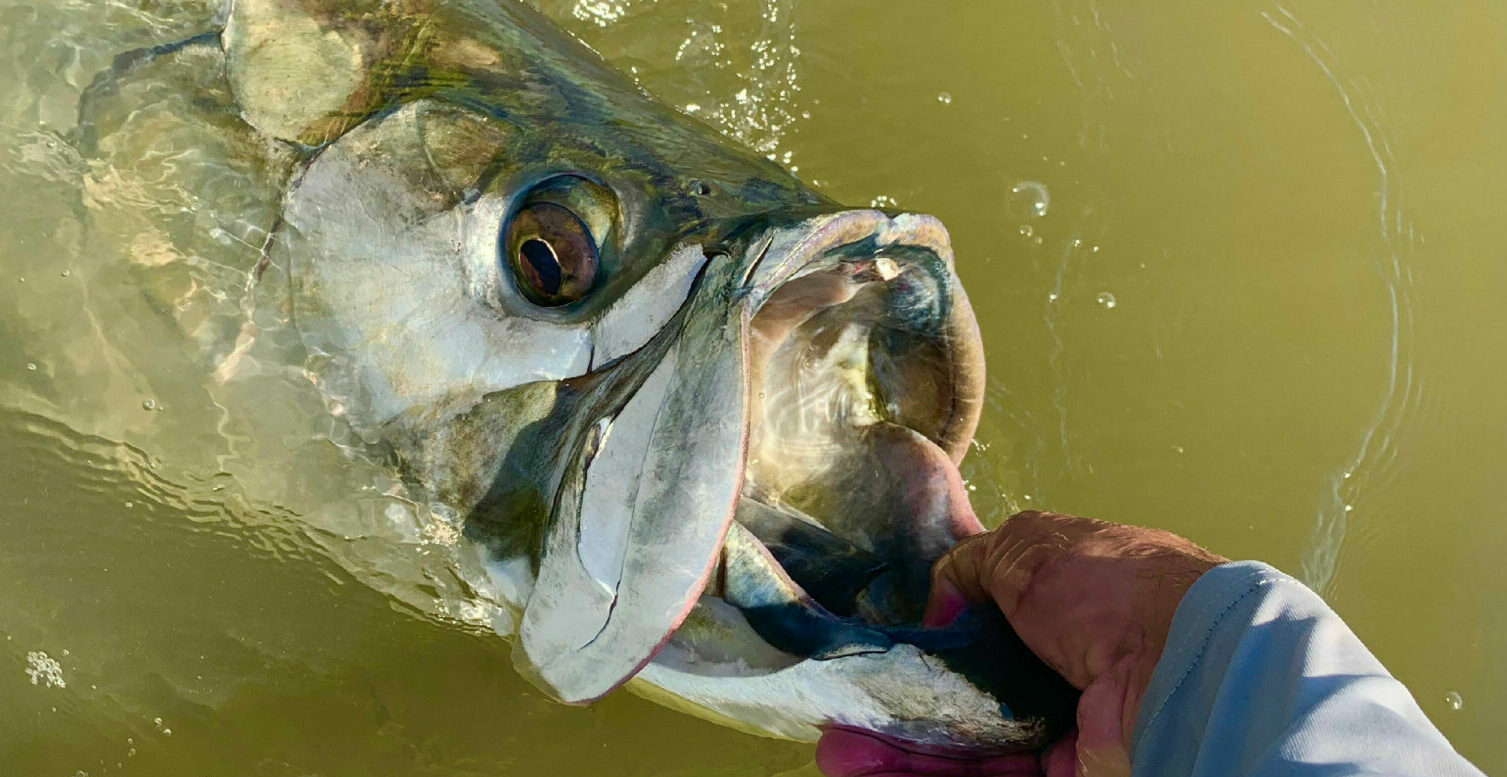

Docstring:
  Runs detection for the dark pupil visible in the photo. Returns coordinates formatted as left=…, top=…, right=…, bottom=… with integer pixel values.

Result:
left=520, top=238, right=562, bottom=295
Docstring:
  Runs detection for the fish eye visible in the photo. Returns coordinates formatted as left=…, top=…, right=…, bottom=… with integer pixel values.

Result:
left=504, top=201, right=599, bottom=307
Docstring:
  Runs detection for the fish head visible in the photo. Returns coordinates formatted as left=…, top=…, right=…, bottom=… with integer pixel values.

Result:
left=228, top=0, right=1074, bottom=753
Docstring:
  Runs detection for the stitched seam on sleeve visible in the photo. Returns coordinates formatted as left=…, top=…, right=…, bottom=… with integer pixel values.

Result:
left=1135, top=576, right=1276, bottom=742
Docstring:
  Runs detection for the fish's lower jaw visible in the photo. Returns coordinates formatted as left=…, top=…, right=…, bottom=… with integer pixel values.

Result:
left=640, top=613, right=1050, bottom=753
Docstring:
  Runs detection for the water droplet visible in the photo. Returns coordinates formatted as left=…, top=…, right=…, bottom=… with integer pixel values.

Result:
left=1172, top=445, right=1185, bottom=454
left=1047, top=292, right=1059, bottom=302
left=162, top=729, right=171, bottom=736
left=937, top=92, right=953, bottom=104
left=153, top=718, right=162, bottom=727
left=1344, top=504, right=1354, bottom=512
left=1010, top=181, right=1050, bottom=218
left=141, top=398, right=156, bottom=411
left=60, top=269, right=71, bottom=277
left=26, top=362, right=37, bottom=371
left=1018, top=224, right=1034, bottom=238
left=1031, top=236, right=1044, bottom=246
left=1091, top=245, right=1101, bottom=253
left=1071, top=238, right=1083, bottom=248
left=17, top=276, right=25, bottom=283
left=1445, top=691, right=1463, bottom=710
left=1096, top=292, right=1117, bottom=309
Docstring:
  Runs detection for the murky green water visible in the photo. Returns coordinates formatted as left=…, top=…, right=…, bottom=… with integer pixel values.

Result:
left=2, top=0, right=1502, bottom=774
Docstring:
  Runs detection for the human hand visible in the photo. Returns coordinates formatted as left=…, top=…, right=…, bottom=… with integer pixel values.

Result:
left=815, top=511, right=1227, bottom=777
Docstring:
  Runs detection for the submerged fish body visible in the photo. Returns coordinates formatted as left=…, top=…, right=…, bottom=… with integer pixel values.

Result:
left=86, top=0, right=1074, bottom=752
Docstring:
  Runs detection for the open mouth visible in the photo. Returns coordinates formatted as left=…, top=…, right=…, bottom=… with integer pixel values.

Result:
left=708, top=234, right=986, bottom=643
left=633, top=215, right=1074, bottom=752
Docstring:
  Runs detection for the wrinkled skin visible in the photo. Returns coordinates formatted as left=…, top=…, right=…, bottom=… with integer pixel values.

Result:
left=815, top=512, right=1228, bottom=776
left=82, top=0, right=1076, bottom=753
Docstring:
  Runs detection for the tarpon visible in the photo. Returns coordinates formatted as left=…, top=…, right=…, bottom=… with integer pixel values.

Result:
left=91, top=0, right=1076, bottom=753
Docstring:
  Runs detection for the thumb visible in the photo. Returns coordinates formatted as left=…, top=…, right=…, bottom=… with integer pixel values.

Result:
left=921, top=511, right=1068, bottom=628
left=1071, top=666, right=1136, bottom=776
left=920, top=530, right=997, bottom=628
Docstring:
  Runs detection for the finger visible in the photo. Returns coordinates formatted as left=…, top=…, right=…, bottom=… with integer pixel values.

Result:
left=817, top=729, right=896, bottom=777
left=921, top=573, right=971, bottom=629
left=923, top=512, right=1081, bottom=627
left=1074, top=675, right=1134, bottom=777
left=1040, top=731, right=1078, bottom=777
left=816, top=729, right=1044, bottom=777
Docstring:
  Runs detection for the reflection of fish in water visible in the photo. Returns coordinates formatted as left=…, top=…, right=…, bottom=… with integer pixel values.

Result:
left=84, top=0, right=1075, bottom=753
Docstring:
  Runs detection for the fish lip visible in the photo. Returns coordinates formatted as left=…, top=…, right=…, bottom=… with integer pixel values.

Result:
left=737, top=210, right=956, bottom=317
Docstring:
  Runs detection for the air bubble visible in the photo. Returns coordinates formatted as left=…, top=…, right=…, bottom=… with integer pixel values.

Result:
left=60, top=269, right=70, bottom=277
left=1096, top=292, right=1117, bottom=309
left=26, top=362, right=37, bottom=371
left=1018, top=225, right=1034, bottom=238
left=141, top=398, right=157, bottom=411
left=1445, top=691, right=1463, bottom=711
left=1010, top=181, right=1050, bottom=218
left=937, top=92, right=953, bottom=105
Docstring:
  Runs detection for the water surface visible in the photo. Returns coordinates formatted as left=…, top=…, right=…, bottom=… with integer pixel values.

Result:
left=2, top=0, right=1502, bottom=773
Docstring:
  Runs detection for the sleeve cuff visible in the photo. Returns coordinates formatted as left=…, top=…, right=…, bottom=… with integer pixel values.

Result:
left=1130, top=560, right=1293, bottom=751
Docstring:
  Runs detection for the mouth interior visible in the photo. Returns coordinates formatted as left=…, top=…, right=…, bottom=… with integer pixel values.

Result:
left=711, top=247, right=983, bottom=652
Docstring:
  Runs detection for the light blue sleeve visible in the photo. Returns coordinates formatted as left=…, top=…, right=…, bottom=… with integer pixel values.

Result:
left=1129, top=561, right=1484, bottom=777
